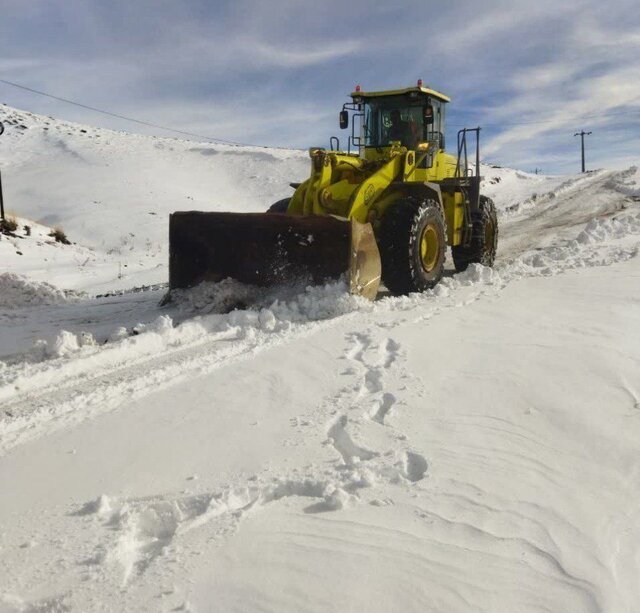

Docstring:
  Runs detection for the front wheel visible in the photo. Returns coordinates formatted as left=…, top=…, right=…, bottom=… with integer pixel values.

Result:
left=452, top=195, right=498, bottom=272
left=378, top=197, right=446, bottom=296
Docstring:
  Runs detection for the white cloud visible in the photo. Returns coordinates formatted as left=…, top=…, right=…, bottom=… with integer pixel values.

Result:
left=250, top=40, right=362, bottom=68
left=480, top=11, right=640, bottom=168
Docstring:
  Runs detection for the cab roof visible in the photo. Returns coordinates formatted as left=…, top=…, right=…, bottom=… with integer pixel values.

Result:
left=350, top=86, right=450, bottom=103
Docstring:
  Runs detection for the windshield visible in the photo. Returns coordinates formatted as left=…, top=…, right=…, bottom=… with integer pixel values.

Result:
left=363, top=95, right=443, bottom=150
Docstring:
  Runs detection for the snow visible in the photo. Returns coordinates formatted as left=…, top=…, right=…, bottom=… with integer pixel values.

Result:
left=1, top=105, right=639, bottom=612
left=0, top=273, right=71, bottom=308
left=0, top=104, right=308, bottom=292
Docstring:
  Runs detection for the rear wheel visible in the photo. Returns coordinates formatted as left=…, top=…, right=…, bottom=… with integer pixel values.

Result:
left=267, top=198, right=290, bottom=213
left=378, top=197, right=446, bottom=295
left=452, top=195, right=498, bottom=272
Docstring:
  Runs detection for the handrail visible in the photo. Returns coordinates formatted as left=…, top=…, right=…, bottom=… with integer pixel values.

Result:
left=456, top=127, right=481, bottom=178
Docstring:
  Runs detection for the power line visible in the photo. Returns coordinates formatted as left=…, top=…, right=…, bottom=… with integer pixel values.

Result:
left=0, top=77, right=258, bottom=147
left=1, top=75, right=637, bottom=146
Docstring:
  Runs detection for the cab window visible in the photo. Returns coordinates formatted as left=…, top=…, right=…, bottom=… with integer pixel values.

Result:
left=363, top=94, right=444, bottom=151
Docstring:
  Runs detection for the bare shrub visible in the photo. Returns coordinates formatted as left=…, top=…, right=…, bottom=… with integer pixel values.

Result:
left=0, top=216, right=18, bottom=234
left=48, top=226, right=71, bottom=245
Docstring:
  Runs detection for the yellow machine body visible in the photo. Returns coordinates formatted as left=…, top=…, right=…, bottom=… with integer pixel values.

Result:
left=288, top=145, right=466, bottom=247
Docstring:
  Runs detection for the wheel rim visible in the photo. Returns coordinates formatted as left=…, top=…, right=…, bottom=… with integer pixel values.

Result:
left=419, top=223, right=440, bottom=272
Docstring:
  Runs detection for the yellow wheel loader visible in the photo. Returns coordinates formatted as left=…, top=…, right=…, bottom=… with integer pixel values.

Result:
left=169, top=81, right=498, bottom=299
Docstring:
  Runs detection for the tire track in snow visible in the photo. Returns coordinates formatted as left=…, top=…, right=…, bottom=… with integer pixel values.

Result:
left=497, top=168, right=637, bottom=259
left=0, top=307, right=366, bottom=456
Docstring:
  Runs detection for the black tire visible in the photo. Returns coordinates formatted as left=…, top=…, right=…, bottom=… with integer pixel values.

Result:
left=378, top=197, right=446, bottom=296
left=452, top=195, right=498, bottom=272
left=267, top=198, right=290, bottom=213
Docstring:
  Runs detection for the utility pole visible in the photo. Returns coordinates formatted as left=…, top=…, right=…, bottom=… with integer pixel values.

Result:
left=0, top=169, right=4, bottom=222
left=574, top=130, right=592, bottom=173
left=0, top=120, right=4, bottom=221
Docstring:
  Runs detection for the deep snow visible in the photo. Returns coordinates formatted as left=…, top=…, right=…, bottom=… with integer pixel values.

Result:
left=1, top=105, right=639, bottom=613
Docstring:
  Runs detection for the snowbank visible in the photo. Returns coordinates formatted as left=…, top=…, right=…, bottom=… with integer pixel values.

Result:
left=0, top=273, right=70, bottom=308
left=171, top=278, right=372, bottom=328
left=606, top=165, right=640, bottom=197
left=577, top=211, right=640, bottom=244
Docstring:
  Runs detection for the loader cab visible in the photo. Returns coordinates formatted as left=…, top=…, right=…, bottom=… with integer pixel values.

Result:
left=344, top=85, right=449, bottom=164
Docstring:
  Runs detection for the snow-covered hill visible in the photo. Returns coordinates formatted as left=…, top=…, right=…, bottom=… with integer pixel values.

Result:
left=1, top=106, right=639, bottom=613
left=0, top=104, right=308, bottom=291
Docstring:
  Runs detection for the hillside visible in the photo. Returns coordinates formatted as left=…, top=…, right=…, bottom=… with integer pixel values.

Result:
left=0, top=104, right=308, bottom=291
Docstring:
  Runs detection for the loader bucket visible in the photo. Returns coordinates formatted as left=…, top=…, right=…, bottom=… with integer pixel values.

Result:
left=168, top=212, right=381, bottom=299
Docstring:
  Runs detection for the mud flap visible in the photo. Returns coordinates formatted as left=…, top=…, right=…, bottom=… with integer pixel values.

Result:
left=169, top=211, right=381, bottom=299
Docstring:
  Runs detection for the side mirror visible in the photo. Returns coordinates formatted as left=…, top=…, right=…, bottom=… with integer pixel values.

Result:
left=339, top=110, right=349, bottom=130
left=424, top=105, right=434, bottom=125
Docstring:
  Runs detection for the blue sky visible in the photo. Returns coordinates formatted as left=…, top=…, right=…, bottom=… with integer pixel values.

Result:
left=1, top=0, right=638, bottom=173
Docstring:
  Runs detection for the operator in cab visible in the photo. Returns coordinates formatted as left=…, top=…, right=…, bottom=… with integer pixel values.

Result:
left=388, top=109, right=418, bottom=149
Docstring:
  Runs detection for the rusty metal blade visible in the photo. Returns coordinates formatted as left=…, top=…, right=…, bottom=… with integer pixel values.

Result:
left=169, top=211, right=381, bottom=301
left=169, top=211, right=351, bottom=289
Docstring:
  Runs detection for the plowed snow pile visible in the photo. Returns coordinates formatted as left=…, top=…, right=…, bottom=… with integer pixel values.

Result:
left=0, top=272, right=69, bottom=308
left=1, top=106, right=639, bottom=613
